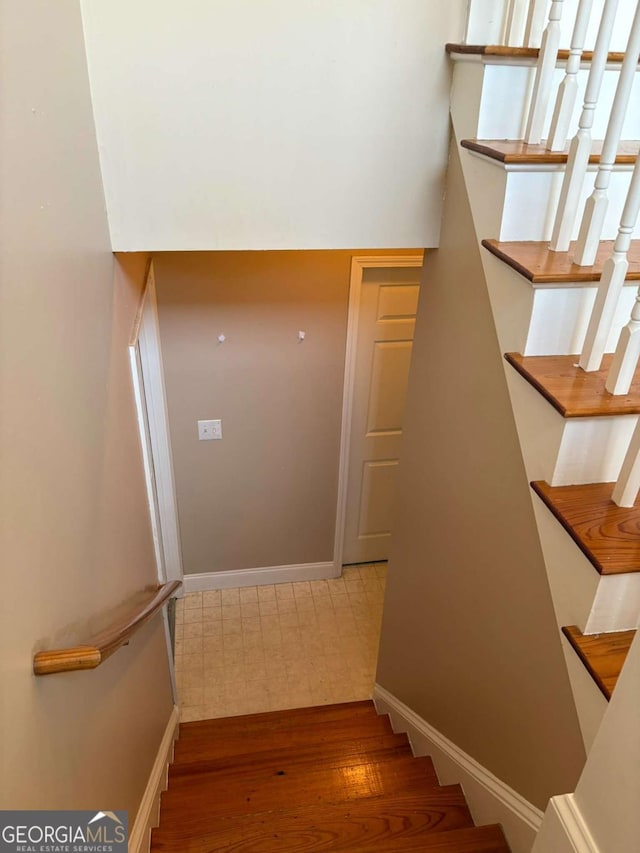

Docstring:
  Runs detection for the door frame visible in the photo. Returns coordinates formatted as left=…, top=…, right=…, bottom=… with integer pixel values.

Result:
left=129, top=259, right=184, bottom=586
left=333, top=254, right=424, bottom=569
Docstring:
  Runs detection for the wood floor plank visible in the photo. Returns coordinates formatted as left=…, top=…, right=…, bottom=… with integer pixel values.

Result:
left=160, top=755, right=439, bottom=820
left=171, top=732, right=410, bottom=779
left=505, top=353, right=640, bottom=418
left=563, top=625, right=636, bottom=700
left=532, top=480, right=640, bottom=575
left=483, top=239, right=640, bottom=284
left=153, top=787, right=473, bottom=851
left=174, top=713, right=394, bottom=764
left=446, top=43, right=627, bottom=63
left=461, top=138, right=639, bottom=165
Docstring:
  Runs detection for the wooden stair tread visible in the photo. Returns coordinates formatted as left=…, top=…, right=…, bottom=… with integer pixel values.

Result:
left=461, top=138, right=640, bottom=165
left=175, top=712, right=393, bottom=763
left=154, top=703, right=511, bottom=853
left=563, top=625, right=635, bottom=700
left=153, top=787, right=473, bottom=849
left=153, top=824, right=509, bottom=853
left=446, top=43, right=627, bottom=63
left=160, top=754, right=439, bottom=818
left=171, top=732, right=410, bottom=777
left=483, top=239, right=640, bottom=283
left=179, top=700, right=378, bottom=740
left=531, top=480, right=640, bottom=575
left=344, top=824, right=510, bottom=853
left=505, top=353, right=640, bottom=417
left=169, top=743, right=416, bottom=791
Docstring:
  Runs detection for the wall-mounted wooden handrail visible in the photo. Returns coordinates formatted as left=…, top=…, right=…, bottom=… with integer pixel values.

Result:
left=33, top=580, right=181, bottom=675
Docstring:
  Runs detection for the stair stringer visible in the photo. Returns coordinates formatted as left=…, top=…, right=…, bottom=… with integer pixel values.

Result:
left=448, top=116, right=612, bottom=748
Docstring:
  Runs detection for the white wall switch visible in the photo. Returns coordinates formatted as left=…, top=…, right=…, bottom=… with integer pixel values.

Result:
left=198, top=419, right=222, bottom=440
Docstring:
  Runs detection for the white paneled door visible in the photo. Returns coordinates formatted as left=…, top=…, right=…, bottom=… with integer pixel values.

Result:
left=342, top=263, right=422, bottom=565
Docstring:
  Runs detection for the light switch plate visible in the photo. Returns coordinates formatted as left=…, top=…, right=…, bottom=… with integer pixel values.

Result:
left=198, top=419, right=222, bottom=440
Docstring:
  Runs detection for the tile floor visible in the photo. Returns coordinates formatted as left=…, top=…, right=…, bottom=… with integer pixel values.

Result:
left=174, top=563, right=387, bottom=722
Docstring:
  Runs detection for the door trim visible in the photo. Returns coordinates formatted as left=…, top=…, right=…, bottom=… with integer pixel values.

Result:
left=129, top=260, right=183, bottom=586
left=334, top=254, right=424, bottom=569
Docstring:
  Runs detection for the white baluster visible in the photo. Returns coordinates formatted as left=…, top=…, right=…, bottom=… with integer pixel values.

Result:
left=525, top=0, right=566, bottom=144
left=608, top=288, right=640, bottom=392
left=547, top=0, right=594, bottom=151
left=580, top=157, right=640, bottom=373
left=612, top=418, right=640, bottom=506
left=525, top=0, right=552, bottom=47
left=575, top=0, right=640, bottom=265
left=550, top=0, right=620, bottom=251
left=505, top=0, right=532, bottom=46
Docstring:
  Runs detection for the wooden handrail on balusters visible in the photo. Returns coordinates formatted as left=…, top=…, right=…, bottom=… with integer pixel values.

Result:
left=33, top=580, right=181, bottom=675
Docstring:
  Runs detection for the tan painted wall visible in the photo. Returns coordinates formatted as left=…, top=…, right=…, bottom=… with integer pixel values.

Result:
left=0, top=1, right=173, bottom=814
left=155, top=251, right=362, bottom=574
left=376, top=143, right=586, bottom=808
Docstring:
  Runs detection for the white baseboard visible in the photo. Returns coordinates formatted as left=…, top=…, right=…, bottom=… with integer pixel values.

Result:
left=531, top=795, right=600, bottom=853
left=183, top=561, right=340, bottom=592
left=373, top=685, right=543, bottom=853
left=129, top=705, right=180, bottom=853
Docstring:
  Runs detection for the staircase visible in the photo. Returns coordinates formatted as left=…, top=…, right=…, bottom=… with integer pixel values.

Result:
left=446, top=11, right=640, bottom=751
left=150, top=701, right=510, bottom=852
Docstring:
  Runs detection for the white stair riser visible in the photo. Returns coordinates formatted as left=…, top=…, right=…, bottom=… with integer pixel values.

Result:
left=506, top=364, right=638, bottom=485
left=533, top=496, right=640, bottom=634
left=480, top=252, right=640, bottom=358
left=452, top=59, right=640, bottom=142
left=554, top=417, right=638, bottom=485
left=460, top=146, right=638, bottom=243
left=525, top=280, right=639, bottom=355
left=500, top=167, right=639, bottom=242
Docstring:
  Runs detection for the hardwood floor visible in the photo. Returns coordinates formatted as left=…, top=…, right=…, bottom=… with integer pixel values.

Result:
left=151, top=701, right=510, bottom=852
left=562, top=626, right=636, bottom=700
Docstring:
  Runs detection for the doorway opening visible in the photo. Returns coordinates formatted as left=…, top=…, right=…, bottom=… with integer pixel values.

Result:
left=139, top=251, right=423, bottom=720
left=336, top=256, right=423, bottom=567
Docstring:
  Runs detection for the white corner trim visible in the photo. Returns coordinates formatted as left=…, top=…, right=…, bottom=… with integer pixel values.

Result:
left=129, top=260, right=183, bottom=588
left=129, top=705, right=180, bottom=853
left=373, top=685, right=543, bottom=853
left=547, top=795, right=601, bottom=853
left=182, top=561, right=340, bottom=592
